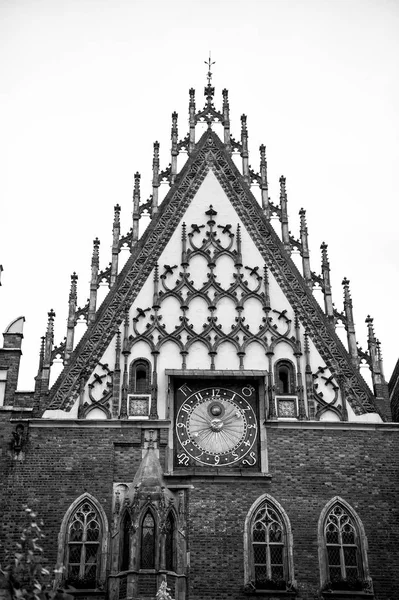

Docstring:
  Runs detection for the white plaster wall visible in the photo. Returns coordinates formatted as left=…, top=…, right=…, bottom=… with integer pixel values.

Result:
left=51, top=170, right=379, bottom=423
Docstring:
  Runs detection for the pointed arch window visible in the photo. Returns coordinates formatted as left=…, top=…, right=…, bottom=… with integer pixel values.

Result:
left=67, top=502, right=100, bottom=584
left=318, top=497, right=372, bottom=591
left=165, top=512, right=176, bottom=572
left=129, top=358, right=151, bottom=394
left=325, top=505, right=359, bottom=581
left=55, top=494, right=108, bottom=590
left=120, top=512, right=131, bottom=572
left=244, top=495, right=295, bottom=590
left=141, top=511, right=156, bottom=569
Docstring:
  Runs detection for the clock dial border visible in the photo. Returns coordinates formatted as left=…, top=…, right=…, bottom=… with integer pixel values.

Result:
left=173, top=379, right=260, bottom=471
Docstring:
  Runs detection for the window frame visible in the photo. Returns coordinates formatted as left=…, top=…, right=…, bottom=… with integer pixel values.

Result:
left=244, top=494, right=296, bottom=590
left=274, top=359, right=296, bottom=396
left=55, top=493, right=109, bottom=590
left=318, top=496, right=372, bottom=590
left=129, top=358, right=151, bottom=395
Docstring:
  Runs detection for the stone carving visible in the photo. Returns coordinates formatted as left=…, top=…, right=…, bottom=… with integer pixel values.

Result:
left=9, top=423, right=26, bottom=459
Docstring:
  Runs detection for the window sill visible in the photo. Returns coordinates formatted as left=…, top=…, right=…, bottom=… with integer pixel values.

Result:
left=65, top=590, right=105, bottom=596
left=243, top=591, right=296, bottom=597
left=321, top=592, right=374, bottom=599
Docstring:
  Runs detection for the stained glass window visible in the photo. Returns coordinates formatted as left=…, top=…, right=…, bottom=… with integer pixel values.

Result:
left=141, top=511, right=155, bottom=569
left=252, top=501, right=286, bottom=583
left=67, top=502, right=101, bottom=586
left=325, top=504, right=359, bottom=581
left=165, top=512, right=176, bottom=572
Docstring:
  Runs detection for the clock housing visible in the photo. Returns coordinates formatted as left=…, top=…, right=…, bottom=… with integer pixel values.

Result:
left=173, top=378, right=260, bottom=471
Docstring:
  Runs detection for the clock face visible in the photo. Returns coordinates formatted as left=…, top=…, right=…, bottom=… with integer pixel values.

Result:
left=174, top=381, right=258, bottom=469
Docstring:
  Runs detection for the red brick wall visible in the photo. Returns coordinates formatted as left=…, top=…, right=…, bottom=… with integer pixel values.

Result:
left=1, top=420, right=398, bottom=600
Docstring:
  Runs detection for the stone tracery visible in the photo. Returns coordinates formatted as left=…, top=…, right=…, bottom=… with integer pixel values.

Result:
left=129, top=206, right=298, bottom=372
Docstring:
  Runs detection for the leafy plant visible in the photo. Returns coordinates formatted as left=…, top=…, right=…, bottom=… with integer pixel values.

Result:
left=322, top=576, right=367, bottom=591
left=0, top=506, right=72, bottom=600
left=244, top=577, right=288, bottom=591
left=64, top=575, right=97, bottom=590
left=256, top=577, right=287, bottom=590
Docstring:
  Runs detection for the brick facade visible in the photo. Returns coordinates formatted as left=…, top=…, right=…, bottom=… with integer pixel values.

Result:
left=1, top=417, right=398, bottom=599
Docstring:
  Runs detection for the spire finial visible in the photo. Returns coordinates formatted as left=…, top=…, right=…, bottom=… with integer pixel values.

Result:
left=204, top=52, right=215, bottom=106
left=204, top=51, right=215, bottom=86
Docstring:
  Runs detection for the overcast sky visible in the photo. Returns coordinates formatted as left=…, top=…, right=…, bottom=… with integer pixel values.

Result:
left=1, top=0, right=398, bottom=389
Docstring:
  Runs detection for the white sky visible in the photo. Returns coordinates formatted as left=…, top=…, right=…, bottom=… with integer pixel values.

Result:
left=1, top=0, right=398, bottom=389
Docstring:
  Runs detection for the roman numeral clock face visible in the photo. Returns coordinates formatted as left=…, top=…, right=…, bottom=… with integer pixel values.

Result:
left=174, top=381, right=259, bottom=469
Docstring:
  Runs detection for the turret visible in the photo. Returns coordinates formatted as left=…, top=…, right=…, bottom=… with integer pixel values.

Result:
left=0, top=316, right=25, bottom=406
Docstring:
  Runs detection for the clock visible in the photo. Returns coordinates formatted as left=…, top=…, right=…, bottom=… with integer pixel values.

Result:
left=174, top=380, right=258, bottom=469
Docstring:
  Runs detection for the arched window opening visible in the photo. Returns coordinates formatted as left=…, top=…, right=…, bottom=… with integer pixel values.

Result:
left=324, top=504, right=360, bottom=582
left=129, top=358, right=151, bottom=394
left=252, top=501, right=285, bottom=583
left=141, top=511, right=156, bottom=569
left=275, top=360, right=295, bottom=395
left=120, top=512, right=131, bottom=572
left=318, top=498, right=372, bottom=592
left=244, top=495, right=295, bottom=591
left=66, top=502, right=101, bottom=587
left=165, top=512, right=176, bottom=572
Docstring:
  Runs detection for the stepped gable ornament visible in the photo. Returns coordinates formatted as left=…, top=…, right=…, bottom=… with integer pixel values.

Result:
left=47, top=127, right=377, bottom=417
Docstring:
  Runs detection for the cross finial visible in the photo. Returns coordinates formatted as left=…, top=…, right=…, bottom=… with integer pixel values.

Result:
left=204, top=51, right=215, bottom=85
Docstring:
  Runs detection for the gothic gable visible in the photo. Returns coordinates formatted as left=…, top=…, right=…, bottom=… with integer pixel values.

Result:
left=46, top=130, right=378, bottom=417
